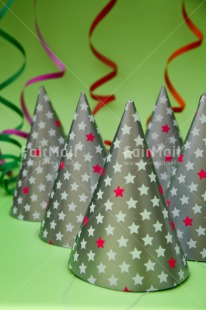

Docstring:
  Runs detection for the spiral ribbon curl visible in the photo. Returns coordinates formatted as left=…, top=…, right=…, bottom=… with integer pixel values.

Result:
left=89, top=0, right=118, bottom=146
left=0, top=0, right=28, bottom=193
left=0, top=0, right=66, bottom=193
left=20, top=0, right=66, bottom=125
left=164, top=0, right=204, bottom=113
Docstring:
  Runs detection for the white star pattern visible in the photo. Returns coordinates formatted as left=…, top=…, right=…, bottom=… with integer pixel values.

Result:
left=124, top=172, right=135, bottom=184
left=126, top=197, right=137, bottom=209
left=138, top=184, right=149, bottom=195
left=121, top=124, right=131, bottom=135
left=37, top=93, right=107, bottom=249
left=166, top=94, right=206, bottom=261
left=68, top=100, right=188, bottom=292
left=146, top=87, right=183, bottom=192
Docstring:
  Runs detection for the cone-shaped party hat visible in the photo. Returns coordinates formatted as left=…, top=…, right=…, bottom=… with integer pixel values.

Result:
left=39, top=93, right=107, bottom=248
left=166, top=93, right=206, bottom=261
left=68, top=100, right=189, bottom=292
left=11, top=87, right=65, bottom=221
left=146, top=86, right=183, bottom=192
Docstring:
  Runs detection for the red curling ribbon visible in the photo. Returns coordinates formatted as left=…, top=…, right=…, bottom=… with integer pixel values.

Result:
left=89, top=0, right=118, bottom=146
left=21, top=0, right=66, bottom=124
left=89, top=0, right=118, bottom=113
left=104, top=140, right=112, bottom=147
left=164, top=0, right=204, bottom=113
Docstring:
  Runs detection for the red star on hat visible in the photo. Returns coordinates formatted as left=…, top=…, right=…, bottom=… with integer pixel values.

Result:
left=178, top=154, right=184, bottom=162
left=93, top=164, right=101, bottom=173
left=183, top=216, right=193, bottom=227
left=23, top=187, right=29, bottom=194
left=168, top=257, right=176, bottom=268
left=114, top=186, right=125, bottom=197
left=83, top=217, right=89, bottom=225
left=59, top=162, right=65, bottom=170
left=100, top=167, right=105, bottom=175
left=34, top=148, right=41, bottom=156
left=96, top=237, right=105, bottom=248
left=124, top=287, right=132, bottom=292
left=86, top=132, right=95, bottom=142
left=165, top=155, right=173, bottom=162
left=170, top=221, right=175, bottom=230
left=158, top=185, right=164, bottom=194
left=197, top=169, right=206, bottom=179
left=146, top=149, right=152, bottom=158
left=162, top=124, right=170, bottom=133
left=166, top=199, right=171, bottom=207
left=55, top=120, right=61, bottom=127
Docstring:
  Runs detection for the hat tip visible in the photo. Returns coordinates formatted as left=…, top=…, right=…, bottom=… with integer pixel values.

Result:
left=127, top=99, right=134, bottom=104
left=38, top=85, right=47, bottom=95
left=125, top=99, right=135, bottom=109
left=39, top=85, right=46, bottom=91
left=160, top=85, right=167, bottom=93
left=200, top=92, right=206, bottom=104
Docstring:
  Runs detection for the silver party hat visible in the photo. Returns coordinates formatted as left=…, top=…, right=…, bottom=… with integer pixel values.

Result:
left=11, top=86, right=65, bottom=221
left=166, top=93, right=206, bottom=261
left=146, top=86, right=183, bottom=192
left=68, top=100, right=189, bottom=292
left=39, top=93, right=107, bottom=248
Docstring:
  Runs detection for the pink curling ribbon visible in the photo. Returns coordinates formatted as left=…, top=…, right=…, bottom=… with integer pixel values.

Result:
left=20, top=0, right=66, bottom=124
left=0, top=0, right=66, bottom=193
left=1, top=129, right=29, bottom=138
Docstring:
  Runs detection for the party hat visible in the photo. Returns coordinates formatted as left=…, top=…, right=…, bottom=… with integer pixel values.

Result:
left=39, top=93, right=107, bottom=248
left=68, top=100, right=189, bottom=292
left=166, top=93, right=206, bottom=261
left=11, top=87, right=65, bottom=221
left=146, top=86, right=183, bottom=192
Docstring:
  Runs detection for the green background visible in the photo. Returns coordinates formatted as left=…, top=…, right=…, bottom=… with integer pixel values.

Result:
left=0, top=0, right=206, bottom=309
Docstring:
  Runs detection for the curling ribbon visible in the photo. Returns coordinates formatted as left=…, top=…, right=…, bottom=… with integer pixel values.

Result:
left=89, top=0, right=118, bottom=146
left=20, top=0, right=66, bottom=125
left=0, top=0, right=27, bottom=134
left=164, top=0, right=203, bottom=113
left=0, top=0, right=66, bottom=194
left=0, top=0, right=28, bottom=193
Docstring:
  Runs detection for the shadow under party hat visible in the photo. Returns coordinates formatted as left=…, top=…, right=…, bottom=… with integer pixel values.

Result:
left=166, top=93, right=206, bottom=261
left=11, top=86, right=65, bottom=221
left=68, top=100, right=189, bottom=292
left=39, top=93, right=107, bottom=248
left=146, top=86, right=183, bottom=192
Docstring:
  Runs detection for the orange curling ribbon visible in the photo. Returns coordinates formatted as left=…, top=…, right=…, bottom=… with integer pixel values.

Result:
left=103, top=140, right=112, bottom=147
left=89, top=0, right=118, bottom=146
left=165, top=0, right=203, bottom=113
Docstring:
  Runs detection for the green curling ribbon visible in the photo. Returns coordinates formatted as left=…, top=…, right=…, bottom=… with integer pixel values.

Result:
left=0, top=136, right=22, bottom=194
left=0, top=0, right=14, bottom=20
left=0, top=29, right=26, bottom=92
left=0, top=0, right=27, bottom=194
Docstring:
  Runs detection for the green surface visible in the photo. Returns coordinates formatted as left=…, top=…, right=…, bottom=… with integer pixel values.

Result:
left=0, top=198, right=206, bottom=309
left=0, top=0, right=206, bottom=141
left=0, top=0, right=206, bottom=309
